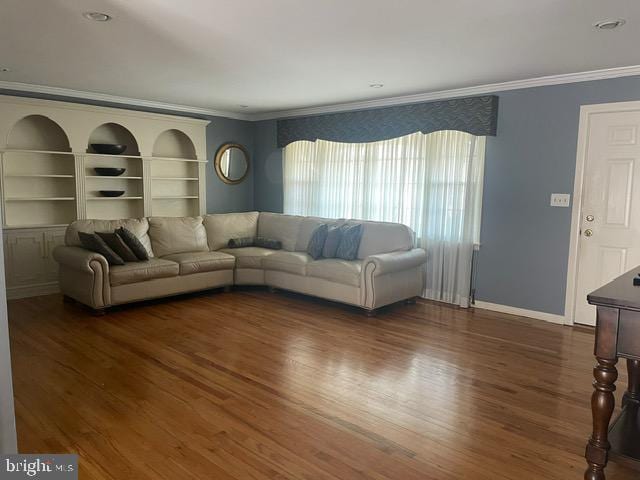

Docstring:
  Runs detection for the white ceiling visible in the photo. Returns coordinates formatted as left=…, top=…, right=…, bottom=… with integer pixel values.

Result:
left=1, top=0, right=640, bottom=118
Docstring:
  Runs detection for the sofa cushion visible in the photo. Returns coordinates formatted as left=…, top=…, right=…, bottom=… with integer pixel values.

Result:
left=115, top=227, right=150, bottom=261
left=109, top=258, right=179, bottom=286
left=149, top=216, right=208, bottom=257
left=258, top=213, right=302, bottom=251
left=96, top=231, right=139, bottom=262
left=203, top=212, right=259, bottom=250
left=66, top=218, right=154, bottom=257
left=307, top=258, right=362, bottom=287
left=262, top=251, right=311, bottom=275
left=78, top=232, right=124, bottom=265
left=163, top=251, right=235, bottom=275
left=306, top=224, right=328, bottom=260
left=355, top=220, right=414, bottom=259
left=336, top=223, right=363, bottom=261
left=220, top=247, right=277, bottom=269
left=322, top=225, right=344, bottom=258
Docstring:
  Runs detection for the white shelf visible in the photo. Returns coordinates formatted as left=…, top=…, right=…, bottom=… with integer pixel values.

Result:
left=1, top=149, right=74, bottom=156
left=153, top=195, right=198, bottom=199
left=151, top=177, right=199, bottom=181
left=6, top=197, right=75, bottom=201
left=2, top=223, right=69, bottom=230
left=5, top=174, right=74, bottom=178
left=87, top=196, right=143, bottom=201
left=85, top=175, right=143, bottom=180
left=83, top=152, right=143, bottom=159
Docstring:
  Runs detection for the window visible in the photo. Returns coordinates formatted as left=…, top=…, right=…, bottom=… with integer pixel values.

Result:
left=283, top=130, right=486, bottom=306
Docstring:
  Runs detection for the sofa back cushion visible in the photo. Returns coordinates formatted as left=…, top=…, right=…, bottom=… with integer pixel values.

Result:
left=65, top=218, right=154, bottom=257
left=148, top=216, right=208, bottom=257
left=203, top=212, right=259, bottom=250
left=354, top=220, right=414, bottom=259
left=257, top=213, right=303, bottom=251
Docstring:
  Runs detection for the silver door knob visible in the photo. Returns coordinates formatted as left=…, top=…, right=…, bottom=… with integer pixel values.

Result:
left=584, top=229, right=593, bottom=237
left=586, top=215, right=594, bottom=222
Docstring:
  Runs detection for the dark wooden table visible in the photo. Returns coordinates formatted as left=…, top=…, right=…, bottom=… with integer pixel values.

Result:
left=585, top=268, right=640, bottom=480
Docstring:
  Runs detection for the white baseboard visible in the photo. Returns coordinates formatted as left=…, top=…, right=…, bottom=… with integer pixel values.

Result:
left=6, top=283, right=59, bottom=300
left=473, top=301, right=566, bottom=325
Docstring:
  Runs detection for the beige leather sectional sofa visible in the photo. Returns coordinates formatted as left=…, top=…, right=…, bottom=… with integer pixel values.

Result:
left=53, top=212, right=427, bottom=314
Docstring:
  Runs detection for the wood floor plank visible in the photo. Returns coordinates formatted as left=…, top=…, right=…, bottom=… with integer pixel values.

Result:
left=7, top=289, right=640, bottom=479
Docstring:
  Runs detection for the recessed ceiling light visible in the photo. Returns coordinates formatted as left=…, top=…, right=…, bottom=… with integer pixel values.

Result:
left=369, top=83, right=384, bottom=88
left=594, top=19, right=626, bottom=30
left=238, top=105, right=249, bottom=108
left=83, top=11, right=112, bottom=22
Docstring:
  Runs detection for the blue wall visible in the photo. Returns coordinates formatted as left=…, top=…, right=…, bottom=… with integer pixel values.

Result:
left=0, top=89, right=256, bottom=214
left=252, top=76, right=640, bottom=315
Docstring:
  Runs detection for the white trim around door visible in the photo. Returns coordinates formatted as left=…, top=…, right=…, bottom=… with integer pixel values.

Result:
left=564, top=100, right=640, bottom=326
left=474, top=301, right=565, bottom=325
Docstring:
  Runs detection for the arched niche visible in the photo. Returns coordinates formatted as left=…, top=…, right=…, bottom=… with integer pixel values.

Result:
left=7, top=115, right=71, bottom=151
left=152, top=129, right=197, bottom=159
left=87, top=123, right=140, bottom=155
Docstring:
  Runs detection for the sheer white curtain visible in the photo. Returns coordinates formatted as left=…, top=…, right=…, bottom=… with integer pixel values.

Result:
left=283, top=131, right=485, bottom=307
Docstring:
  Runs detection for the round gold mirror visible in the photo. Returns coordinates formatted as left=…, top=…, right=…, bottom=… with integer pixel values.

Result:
left=214, top=143, right=250, bottom=185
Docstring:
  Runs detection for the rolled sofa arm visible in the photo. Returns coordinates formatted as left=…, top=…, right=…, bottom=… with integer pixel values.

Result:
left=361, top=248, right=427, bottom=310
left=53, top=246, right=110, bottom=309
left=363, top=248, right=427, bottom=276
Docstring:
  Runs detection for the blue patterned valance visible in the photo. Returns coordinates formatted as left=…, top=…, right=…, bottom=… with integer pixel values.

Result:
left=277, top=95, right=498, bottom=148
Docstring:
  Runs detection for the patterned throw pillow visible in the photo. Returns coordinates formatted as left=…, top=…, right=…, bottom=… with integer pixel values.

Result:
left=306, top=224, right=328, bottom=260
left=322, top=225, right=344, bottom=258
left=228, top=237, right=255, bottom=248
left=78, top=232, right=125, bottom=265
left=115, top=227, right=150, bottom=261
left=96, top=231, right=139, bottom=262
left=254, top=237, right=282, bottom=250
left=335, top=224, right=363, bottom=261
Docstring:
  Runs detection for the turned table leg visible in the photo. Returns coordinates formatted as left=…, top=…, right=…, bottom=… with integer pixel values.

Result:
left=584, top=357, right=618, bottom=480
left=623, top=359, right=640, bottom=407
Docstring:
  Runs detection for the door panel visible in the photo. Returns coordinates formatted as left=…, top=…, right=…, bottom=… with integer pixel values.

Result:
left=574, top=110, right=640, bottom=325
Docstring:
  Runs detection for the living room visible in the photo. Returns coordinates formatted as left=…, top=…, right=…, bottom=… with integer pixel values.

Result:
left=1, top=1, right=640, bottom=479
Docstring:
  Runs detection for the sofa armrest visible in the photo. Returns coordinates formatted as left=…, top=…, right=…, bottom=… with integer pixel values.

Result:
left=363, top=248, right=427, bottom=276
left=53, top=245, right=109, bottom=274
left=53, top=246, right=110, bottom=309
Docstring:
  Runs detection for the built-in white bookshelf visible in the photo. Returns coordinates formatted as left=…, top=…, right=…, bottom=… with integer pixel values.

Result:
left=0, top=95, right=209, bottom=299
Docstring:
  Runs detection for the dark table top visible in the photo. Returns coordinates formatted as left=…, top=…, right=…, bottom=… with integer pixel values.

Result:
left=588, top=267, right=640, bottom=311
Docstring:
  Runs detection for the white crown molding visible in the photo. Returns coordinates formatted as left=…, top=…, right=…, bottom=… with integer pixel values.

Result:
left=252, top=64, right=640, bottom=121
left=2, top=64, right=640, bottom=123
left=0, top=81, right=253, bottom=121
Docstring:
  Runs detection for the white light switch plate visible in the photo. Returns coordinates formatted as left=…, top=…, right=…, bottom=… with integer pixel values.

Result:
left=550, top=193, right=571, bottom=207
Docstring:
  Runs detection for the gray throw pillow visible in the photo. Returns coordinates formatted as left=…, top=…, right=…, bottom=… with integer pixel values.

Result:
left=336, top=223, right=363, bottom=261
left=306, top=224, right=328, bottom=260
left=115, top=227, right=150, bottom=261
left=228, top=237, right=255, bottom=248
left=322, top=225, right=344, bottom=258
left=78, top=232, right=125, bottom=265
left=96, top=231, right=139, bottom=262
left=254, top=237, right=282, bottom=250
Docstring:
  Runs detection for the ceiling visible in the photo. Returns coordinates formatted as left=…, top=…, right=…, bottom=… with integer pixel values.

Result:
left=1, top=0, right=639, bottom=118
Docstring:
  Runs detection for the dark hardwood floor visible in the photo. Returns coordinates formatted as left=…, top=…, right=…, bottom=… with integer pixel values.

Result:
left=7, top=289, right=640, bottom=479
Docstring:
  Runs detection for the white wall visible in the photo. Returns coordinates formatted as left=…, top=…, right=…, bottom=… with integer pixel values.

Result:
left=0, top=216, right=17, bottom=453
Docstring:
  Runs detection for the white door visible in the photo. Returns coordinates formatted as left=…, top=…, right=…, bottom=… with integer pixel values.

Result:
left=573, top=108, right=640, bottom=325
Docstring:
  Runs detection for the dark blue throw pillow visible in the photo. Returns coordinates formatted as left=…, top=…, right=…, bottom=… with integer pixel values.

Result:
left=306, top=224, right=328, bottom=260
left=335, top=224, right=363, bottom=261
